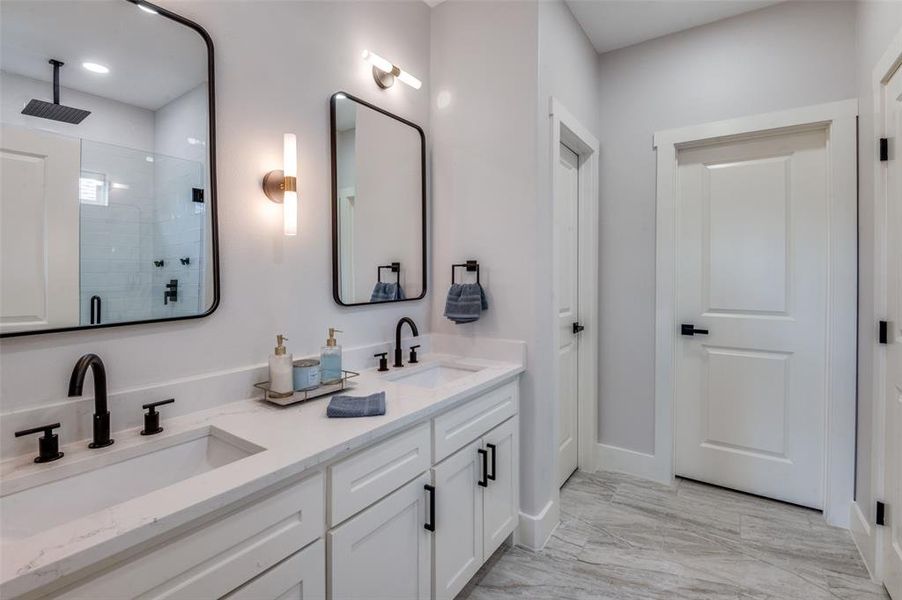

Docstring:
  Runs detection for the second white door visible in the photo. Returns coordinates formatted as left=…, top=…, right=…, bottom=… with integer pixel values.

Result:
left=674, top=127, right=830, bottom=509
left=556, top=143, right=580, bottom=487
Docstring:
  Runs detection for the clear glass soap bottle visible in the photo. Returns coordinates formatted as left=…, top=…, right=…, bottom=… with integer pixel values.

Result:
left=320, top=328, right=343, bottom=384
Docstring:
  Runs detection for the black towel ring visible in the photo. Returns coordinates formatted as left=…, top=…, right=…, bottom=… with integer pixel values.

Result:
left=377, top=262, right=401, bottom=283
left=451, top=260, right=480, bottom=285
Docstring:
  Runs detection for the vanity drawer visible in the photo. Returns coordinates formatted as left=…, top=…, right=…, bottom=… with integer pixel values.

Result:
left=329, top=422, right=431, bottom=526
left=53, top=472, right=324, bottom=600
left=222, top=539, right=325, bottom=600
left=433, top=381, right=518, bottom=462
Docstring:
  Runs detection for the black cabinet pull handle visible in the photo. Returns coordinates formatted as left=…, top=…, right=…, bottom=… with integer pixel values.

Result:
left=486, top=443, right=497, bottom=481
left=572, top=322, right=585, bottom=334
left=477, top=448, right=488, bottom=487
left=681, top=323, right=709, bottom=336
left=424, top=484, right=435, bottom=532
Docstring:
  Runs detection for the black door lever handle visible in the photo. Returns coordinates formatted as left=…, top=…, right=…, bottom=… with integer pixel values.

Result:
left=681, top=323, right=709, bottom=336
left=572, top=322, right=585, bottom=334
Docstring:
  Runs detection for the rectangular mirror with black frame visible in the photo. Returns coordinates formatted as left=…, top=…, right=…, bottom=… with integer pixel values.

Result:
left=331, top=92, right=426, bottom=306
left=0, top=0, right=218, bottom=337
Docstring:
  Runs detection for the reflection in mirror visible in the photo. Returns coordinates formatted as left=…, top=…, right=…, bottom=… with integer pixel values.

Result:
left=331, top=92, right=425, bottom=306
left=0, top=0, right=217, bottom=336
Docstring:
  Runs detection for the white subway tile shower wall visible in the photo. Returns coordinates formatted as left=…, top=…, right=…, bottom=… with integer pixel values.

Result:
left=78, top=140, right=206, bottom=324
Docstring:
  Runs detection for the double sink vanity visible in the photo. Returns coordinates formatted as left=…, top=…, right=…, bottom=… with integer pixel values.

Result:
left=1, top=344, right=523, bottom=599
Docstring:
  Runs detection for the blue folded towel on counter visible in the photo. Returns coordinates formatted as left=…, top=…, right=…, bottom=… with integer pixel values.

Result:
left=370, top=282, right=406, bottom=302
left=444, top=283, right=488, bottom=324
left=327, top=391, right=386, bottom=418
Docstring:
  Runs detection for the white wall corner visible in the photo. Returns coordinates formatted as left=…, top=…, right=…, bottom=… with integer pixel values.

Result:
left=516, top=499, right=559, bottom=551
left=596, top=443, right=673, bottom=486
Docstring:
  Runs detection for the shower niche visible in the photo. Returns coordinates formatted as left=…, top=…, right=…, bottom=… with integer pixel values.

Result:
left=0, top=0, right=218, bottom=336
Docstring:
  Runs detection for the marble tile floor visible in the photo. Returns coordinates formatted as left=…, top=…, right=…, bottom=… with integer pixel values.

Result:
left=461, top=470, right=888, bottom=600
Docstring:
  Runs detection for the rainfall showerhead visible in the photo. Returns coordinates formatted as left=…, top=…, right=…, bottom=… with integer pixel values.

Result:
left=21, top=60, right=91, bottom=124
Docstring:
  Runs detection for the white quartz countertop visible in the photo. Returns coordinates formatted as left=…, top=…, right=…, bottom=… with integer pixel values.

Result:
left=0, top=354, right=523, bottom=598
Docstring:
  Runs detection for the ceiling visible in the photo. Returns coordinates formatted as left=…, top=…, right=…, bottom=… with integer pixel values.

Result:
left=0, top=0, right=207, bottom=112
left=565, top=0, right=784, bottom=54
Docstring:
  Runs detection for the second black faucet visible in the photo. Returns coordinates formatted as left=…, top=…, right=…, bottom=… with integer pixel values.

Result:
left=394, top=317, right=419, bottom=368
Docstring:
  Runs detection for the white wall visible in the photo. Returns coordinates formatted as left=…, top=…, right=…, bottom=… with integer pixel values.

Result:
left=854, top=0, right=902, bottom=531
left=429, top=0, right=543, bottom=521
left=1, top=71, right=154, bottom=151
left=0, top=0, right=432, bottom=415
left=595, top=0, right=857, bottom=454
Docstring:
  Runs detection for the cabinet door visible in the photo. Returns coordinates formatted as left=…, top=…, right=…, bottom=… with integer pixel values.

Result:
left=432, top=440, right=483, bottom=600
left=224, top=539, right=325, bottom=600
left=329, top=473, right=432, bottom=600
left=482, top=417, right=518, bottom=557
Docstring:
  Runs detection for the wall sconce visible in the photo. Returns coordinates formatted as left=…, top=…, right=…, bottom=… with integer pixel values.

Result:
left=362, top=50, right=421, bottom=90
left=262, top=133, right=298, bottom=236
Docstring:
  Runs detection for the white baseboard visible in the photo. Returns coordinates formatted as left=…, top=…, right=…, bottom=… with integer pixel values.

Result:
left=517, top=499, right=559, bottom=551
left=596, top=443, right=672, bottom=485
left=850, top=500, right=880, bottom=582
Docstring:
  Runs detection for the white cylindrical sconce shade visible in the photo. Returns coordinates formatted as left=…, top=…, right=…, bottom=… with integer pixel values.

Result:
left=283, top=133, right=297, bottom=236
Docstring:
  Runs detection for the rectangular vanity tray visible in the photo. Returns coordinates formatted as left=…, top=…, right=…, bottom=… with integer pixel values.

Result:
left=255, top=370, right=359, bottom=406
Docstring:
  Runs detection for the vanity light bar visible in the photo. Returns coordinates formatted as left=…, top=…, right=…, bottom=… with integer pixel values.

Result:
left=362, top=50, right=421, bottom=90
left=261, top=133, right=299, bottom=236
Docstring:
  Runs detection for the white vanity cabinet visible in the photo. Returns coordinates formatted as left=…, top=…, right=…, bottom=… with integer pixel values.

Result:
left=328, top=473, right=433, bottom=600
left=19, top=377, right=519, bottom=600
left=432, top=416, right=519, bottom=600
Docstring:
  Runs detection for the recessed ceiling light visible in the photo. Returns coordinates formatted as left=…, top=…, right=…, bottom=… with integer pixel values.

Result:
left=138, top=3, right=158, bottom=14
left=82, top=62, right=109, bottom=74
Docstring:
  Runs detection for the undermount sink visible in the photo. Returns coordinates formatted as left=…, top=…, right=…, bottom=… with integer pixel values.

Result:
left=388, top=363, right=483, bottom=390
left=0, top=426, right=263, bottom=541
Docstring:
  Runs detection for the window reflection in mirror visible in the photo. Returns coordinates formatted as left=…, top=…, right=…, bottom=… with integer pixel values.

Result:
left=0, top=0, right=217, bottom=336
left=331, top=93, right=426, bottom=306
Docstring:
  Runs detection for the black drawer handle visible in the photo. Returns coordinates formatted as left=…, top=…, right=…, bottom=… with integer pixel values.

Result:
left=477, top=448, right=488, bottom=487
left=486, top=443, right=497, bottom=481
left=424, top=484, right=435, bottom=532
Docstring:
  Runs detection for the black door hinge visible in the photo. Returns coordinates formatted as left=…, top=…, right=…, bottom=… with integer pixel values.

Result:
left=877, top=501, right=886, bottom=526
left=880, top=138, right=889, bottom=162
left=879, top=320, right=889, bottom=345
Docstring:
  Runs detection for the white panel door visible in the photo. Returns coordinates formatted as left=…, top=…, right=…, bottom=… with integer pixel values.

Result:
left=482, top=417, right=518, bottom=557
left=556, top=143, right=580, bottom=487
left=223, top=540, right=325, bottom=600
left=674, top=128, right=830, bottom=509
left=432, top=440, right=483, bottom=600
left=1, top=125, right=80, bottom=333
left=881, top=61, right=902, bottom=600
left=329, top=473, right=431, bottom=600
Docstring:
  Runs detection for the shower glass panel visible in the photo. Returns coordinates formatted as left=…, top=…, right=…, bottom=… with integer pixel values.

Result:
left=79, top=140, right=206, bottom=325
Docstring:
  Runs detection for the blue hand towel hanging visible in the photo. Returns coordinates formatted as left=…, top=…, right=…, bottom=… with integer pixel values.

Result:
left=444, top=283, right=488, bottom=324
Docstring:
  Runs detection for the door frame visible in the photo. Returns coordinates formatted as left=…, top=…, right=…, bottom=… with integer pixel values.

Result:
left=854, top=25, right=902, bottom=583
left=550, top=97, right=600, bottom=480
left=652, top=99, right=858, bottom=527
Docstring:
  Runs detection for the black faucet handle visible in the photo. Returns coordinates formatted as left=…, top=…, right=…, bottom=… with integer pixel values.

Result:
left=373, top=352, right=389, bottom=372
left=141, top=398, right=174, bottom=436
left=15, top=422, right=64, bottom=463
left=409, top=345, right=421, bottom=364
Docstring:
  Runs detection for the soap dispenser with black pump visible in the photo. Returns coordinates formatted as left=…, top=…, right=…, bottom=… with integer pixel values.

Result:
left=320, top=328, right=343, bottom=384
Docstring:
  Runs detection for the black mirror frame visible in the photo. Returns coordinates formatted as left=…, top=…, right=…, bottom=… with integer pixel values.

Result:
left=330, top=91, right=427, bottom=307
left=1, top=0, right=220, bottom=338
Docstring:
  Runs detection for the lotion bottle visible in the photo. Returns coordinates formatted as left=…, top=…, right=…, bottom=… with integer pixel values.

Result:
left=269, top=334, right=294, bottom=395
left=320, top=328, right=343, bottom=384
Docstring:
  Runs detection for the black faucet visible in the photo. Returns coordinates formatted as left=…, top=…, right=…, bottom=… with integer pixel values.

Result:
left=68, top=353, right=114, bottom=448
left=394, top=317, right=419, bottom=368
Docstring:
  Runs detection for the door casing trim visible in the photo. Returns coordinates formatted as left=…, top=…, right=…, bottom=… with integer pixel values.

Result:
left=652, top=99, right=859, bottom=528
left=549, top=97, right=600, bottom=487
